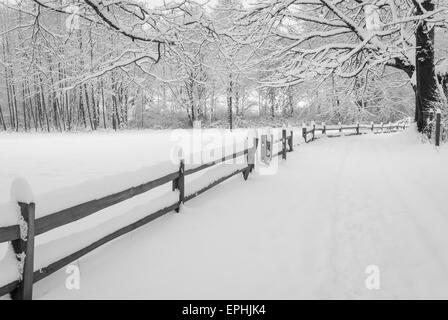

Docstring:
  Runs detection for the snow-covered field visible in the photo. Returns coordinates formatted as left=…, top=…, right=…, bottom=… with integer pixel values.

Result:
left=0, top=127, right=279, bottom=291
left=1, top=127, right=448, bottom=299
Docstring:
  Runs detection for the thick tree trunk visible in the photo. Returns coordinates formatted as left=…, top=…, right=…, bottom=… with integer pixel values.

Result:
left=415, top=0, right=437, bottom=132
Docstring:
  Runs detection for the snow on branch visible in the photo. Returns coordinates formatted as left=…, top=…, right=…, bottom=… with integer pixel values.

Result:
left=240, top=0, right=447, bottom=87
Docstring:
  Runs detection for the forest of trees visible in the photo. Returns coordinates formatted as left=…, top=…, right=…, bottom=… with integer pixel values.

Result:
left=0, top=0, right=447, bottom=132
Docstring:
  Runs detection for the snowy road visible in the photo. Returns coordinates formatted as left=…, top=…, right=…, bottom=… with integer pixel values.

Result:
left=27, top=130, right=448, bottom=299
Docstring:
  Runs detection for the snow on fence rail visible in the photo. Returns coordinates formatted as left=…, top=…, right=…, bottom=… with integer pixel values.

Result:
left=0, top=121, right=406, bottom=300
left=301, top=120, right=410, bottom=143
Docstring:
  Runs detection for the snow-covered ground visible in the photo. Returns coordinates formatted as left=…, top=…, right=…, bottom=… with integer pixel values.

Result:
left=1, top=127, right=448, bottom=299
left=0, top=128, right=275, bottom=290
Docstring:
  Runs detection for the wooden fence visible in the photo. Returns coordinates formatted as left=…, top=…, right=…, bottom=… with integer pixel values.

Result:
left=0, top=121, right=407, bottom=300
left=301, top=120, right=409, bottom=143
left=0, top=130, right=295, bottom=300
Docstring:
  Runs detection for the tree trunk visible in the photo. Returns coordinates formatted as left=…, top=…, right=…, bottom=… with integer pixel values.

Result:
left=11, top=76, right=19, bottom=131
left=83, top=84, right=94, bottom=130
left=78, top=87, right=87, bottom=129
left=227, top=75, right=233, bottom=130
left=269, top=88, right=275, bottom=118
left=5, top=70, right=14, bottom=129
left=91, top=85, right=98, bottom=130
left=21, top=82, right=27, bottom=131
left=235, top=83, right=240, bottom=116
left=0, top=103, right=6, bottom=130
left=25, top=79, right=36, bottom=131
left=415, top=0, right=436, bottom=132
left=101, top=81, right=107, bottom=129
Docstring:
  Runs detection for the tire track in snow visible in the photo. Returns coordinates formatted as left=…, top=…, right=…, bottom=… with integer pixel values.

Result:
left=304, top=137, right=351, bottom=298
left=327, top=137, right=380, bottom=299
left=324, top=136, right=407, bottom=299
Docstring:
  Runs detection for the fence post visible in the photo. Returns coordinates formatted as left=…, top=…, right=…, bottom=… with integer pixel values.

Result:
left=244, top=137, right=258, bottom=179
left=249, top=137, right=258, bottom=173
left=261, top=134, right=267, bottom=163
left=174, top=160, right=184, bottom=212
left=243, top=139, right=251, bottom=180
left=11, top=202, right=35, bottom=300
left=356, top=122, right=360, bottom=135
left=322, top=122, right=326, bottom=135
left=435, top=109, right=441, bottom=147
left=289, top=130, right=293, bottom=152
left=428, top=110, right=435, bottom=139
left=312, top=121, right=315, bottom=141
left=282, top=129, right=287, bottom=160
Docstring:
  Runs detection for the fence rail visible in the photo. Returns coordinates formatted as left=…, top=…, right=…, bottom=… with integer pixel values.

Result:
left=301, top=120, right=409, bottom=143
left=0, top=120, right=408, bottom=299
